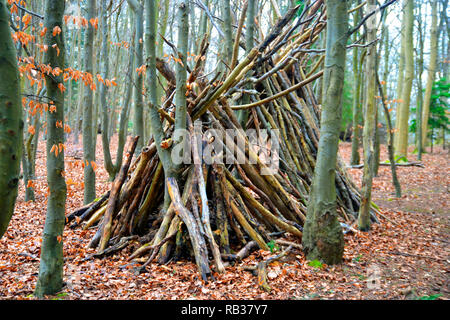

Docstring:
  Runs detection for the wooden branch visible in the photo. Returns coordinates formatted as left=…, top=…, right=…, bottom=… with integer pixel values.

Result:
left=12, top=1, right=44, bottom=19
left=188, top=116, right=225, bottom=273
left=230, top=0, right=248, bottom=70
left=349, top=162, right=425, bottom=169
left=347, top=0, right=398, bottom=36
left=97, top=136, right=139, bottom=253
left=230, top=70, right=323, bottom=110
left=167, top=177, right=212, bottom=281
left=68, top=191, right=110, bottom=228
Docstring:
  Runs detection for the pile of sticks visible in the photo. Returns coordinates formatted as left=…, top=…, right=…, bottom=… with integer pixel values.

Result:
left=68, top=1, right=377, bottom=280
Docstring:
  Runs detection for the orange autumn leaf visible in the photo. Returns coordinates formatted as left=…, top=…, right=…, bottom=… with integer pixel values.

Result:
left=96, top=74, right=104, bottom=84
left=52, top=26, right=62, bottom=36
left=26, top=180, right=35, bottom=189
left=160, top=138, right=172, bottom=149
left=58, top=83, right=66, bottom=93
left=52, top=43, right=60, bottom=56
left=22, top=14, right=31, bottom=26
left=66, top=178, right=76, bottom=185
left=89, top=17, right=98, bottom=29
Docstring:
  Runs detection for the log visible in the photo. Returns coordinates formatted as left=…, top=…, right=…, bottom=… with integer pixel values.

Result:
left=69, top=191, right=110, bottom=228
left=349, top=162, right=425, bottom=169
left=166, top=177, right=212, bottom=281
left=97, top=136, right=139, bottom=253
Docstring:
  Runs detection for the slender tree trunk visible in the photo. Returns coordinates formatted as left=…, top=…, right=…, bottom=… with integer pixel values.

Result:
left=237, top=0, right=255, bottom=127
left=35, top=0, right=67, bottom=297
left=302, top=0, right=347, bottom=265
left=377, top=73, right=402, bottom=198
left=394, top=0, right=414, bottom=158
left=145, top=0, right=175, bottom=178
left=174, top=0, right=189, bottom=158
left=350, top=5, right=362, bottom=165
left=82, top=0, right=97, bottom=204
left=100, top=0, right=116, bottom=180
left=394, top=13, right=406, bottom=132
left=0, top=0, right=23, bottom=239
left=358, top=0, right=378, bottom=231
left=222, top=0, right=233, bottom=64
left=115, top=29, right=136, bottom=173
left=416, top=4, right=425, bottom=160
left=422, top=0, right=438, bottom=148
left=127, top=0, right=145, bottom=153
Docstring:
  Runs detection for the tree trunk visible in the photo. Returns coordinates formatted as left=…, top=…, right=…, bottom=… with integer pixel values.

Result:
left=394, top=13, right=406, bottom=132
left=416, top=4, right=425, bottom=160
left=236, top=0, right=255, bottom=127
left=82, top=0, right=97, bottom=204
left=100, top=0, right=116, bottom=180
left=421, top=0, right=438, bottom=148
left=0, top=0, right=23, bottom=239
left=394, top=0, right=414, bottom=158
left=127, top=0, right=145, bottom=153
left=35, top=0, right=67, bottom=297
left=358, top=0, right=378, bottom=231
left=173, top=0, right=189, bottom=177
left=350, top=4, right=362, bottom=166
left=302, top=0, right=347, bottom=265
left=222, top=0, right=233, bottom=64
left=145, top=0, right=176, bottom=178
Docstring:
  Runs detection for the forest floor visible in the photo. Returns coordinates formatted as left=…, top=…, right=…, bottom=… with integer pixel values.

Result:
left=0, top=136, right=448, bottom=300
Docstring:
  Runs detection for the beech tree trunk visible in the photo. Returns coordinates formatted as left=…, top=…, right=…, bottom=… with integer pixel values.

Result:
left=358, top=0, right=377, bottom=231
left=35, top=0, right=67, bottom=297
left=302, top=0, right=347, bottom=265
left=82, top=0, right=97, bottom=204
left=350, top=4, right=362, bottom=166
left=127, top=0, right=145, bottom=153
left=0, top=0, right=23, bottom=239
left=394, top=0, right=414, bottom=158
left=421, top=0, right=438, bottom=147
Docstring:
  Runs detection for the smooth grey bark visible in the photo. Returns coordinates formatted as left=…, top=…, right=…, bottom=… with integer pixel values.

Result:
left=174, top=0, right=189, bottom=167
left=145, top=0, right=175, bottom=178
left=127, top=0, right=145, bottom=152
left=236, top=0, right=255, bottom=127
left=22, top=88, right=44, bottom=202
left=394, top=0, right=414, bottom=158
left=358, top=0, right=378, bottom=231
left=222, top=0, right=233, bottom=64
left=82, top=0, right=97, bottom=204
left=422, top=0, right=438, bottom=147
left=350, top=5, right=362, bottom=166
left=115, top=29, right=136, bottom=173
left=415, top=4, right=425, bottom=160
left=0, top=0, right=23, bottom=239
left=99, top=0, right=117, bottom=180
left=35, top=0, right=67, bottom=297
left=302, top=0, right=347, bottom=265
